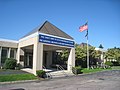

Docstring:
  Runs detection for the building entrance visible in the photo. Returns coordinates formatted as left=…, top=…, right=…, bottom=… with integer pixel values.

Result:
left=24, top=53, right=33, bottom=68
left=43, top=51, right=47, bottom=67
left=43, top=47, right=69, bottom=70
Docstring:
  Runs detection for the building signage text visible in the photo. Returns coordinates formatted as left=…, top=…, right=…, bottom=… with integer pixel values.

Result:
left=39, top=34, right=74, bottom=47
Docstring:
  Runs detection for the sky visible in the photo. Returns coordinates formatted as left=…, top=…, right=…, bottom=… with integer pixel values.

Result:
left=0, top=0, right=120, bottom=49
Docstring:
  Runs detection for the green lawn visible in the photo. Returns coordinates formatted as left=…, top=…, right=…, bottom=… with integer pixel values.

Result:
left=0, top=74, right=37, bottom=82
left=81, top=68, right=112, bottom=74
left=112, top=66, right=120, bottom=70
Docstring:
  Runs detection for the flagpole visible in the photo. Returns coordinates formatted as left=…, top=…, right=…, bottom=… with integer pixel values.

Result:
left=79, top=21, right=89, bottom=69
left=87, top=33, right=89, bottom=69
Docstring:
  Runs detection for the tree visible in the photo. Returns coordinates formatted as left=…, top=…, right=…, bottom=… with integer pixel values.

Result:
left=75, top=44, right=87, bottom=68
left=99, top=44, right=104, bottom=49
left=75, top=44, right=86, bottom=61
left=105, top=47, right=120, bottom=64
left=57, top=49, right=69, bottom=66
left=61, top=49, right=69, bottom=61
left=75, top=44, right=98, bottom=67
left=3, top=58, right=17, bottom=69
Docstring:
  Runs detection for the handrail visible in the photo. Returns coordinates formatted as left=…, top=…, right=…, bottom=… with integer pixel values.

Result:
left=56, top=64, right=68, bottom=77
left=42, top=65, right=52, bottom=79
left=42, top=65, right=46, bottom=70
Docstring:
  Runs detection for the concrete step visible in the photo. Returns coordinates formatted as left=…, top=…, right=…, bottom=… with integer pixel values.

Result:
left=49, top=70, right=74, bottom=78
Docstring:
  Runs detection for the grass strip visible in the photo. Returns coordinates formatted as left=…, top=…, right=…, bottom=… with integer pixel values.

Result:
left=112, top=66, right=120, bottom=70
left=81, top=68, right=112, bottom=74
left=0, top=74, right=37, bottom=82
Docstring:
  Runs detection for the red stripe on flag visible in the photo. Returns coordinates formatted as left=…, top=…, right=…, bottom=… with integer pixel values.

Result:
left=79, top=24, right=88, bottom=32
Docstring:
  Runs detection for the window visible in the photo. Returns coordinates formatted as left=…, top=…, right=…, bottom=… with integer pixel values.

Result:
left=10, top=49, right=15, bottom=58
left=1, top=47, right=8, bottom=63
left=20, top=55, right=24, bottom=61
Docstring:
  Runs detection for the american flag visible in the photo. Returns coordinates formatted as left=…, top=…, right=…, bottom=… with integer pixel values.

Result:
left=79, top=22, right=88, bottom=32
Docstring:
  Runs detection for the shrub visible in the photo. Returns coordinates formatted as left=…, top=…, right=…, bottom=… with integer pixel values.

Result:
left=75, top=60, right=87, bottom=68
left=15, top=63, right=22, bottom=70
left=72, top=66, right=83, bottom=75
left=3, top=58, right=17, bottom=69
left=111, top=61, right=120, bottom=66
left=105, top=61, right=113, bottom=66
left=36, top=70, right=46, bottom=78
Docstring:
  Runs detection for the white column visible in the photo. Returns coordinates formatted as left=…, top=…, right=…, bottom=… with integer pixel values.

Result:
left=0, top=47, right=2, bottom=66
left=103, top=52, right=106, bottom=63
left=8, top=48, right=11, bottom=58
left=33, top=43, right=43, bottom=75
left=101, top=52, right=104, bottom=64
left=104, top=58, right=106, bottom=63
left=27, top=54, right=29, bottom=66
left=67, top=48, right=75, bottom=72
left=14, top=49, right=17, bottom=59
left=16, top=47, right=20, bottom=63
left=101, top=54, right=103, bottom=61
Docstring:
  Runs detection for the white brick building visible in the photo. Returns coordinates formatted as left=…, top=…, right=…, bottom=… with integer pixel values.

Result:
left=0, top=21, right=75, bottom=75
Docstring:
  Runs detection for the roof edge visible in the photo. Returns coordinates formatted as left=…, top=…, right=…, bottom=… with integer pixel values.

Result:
left=20, top=21, right=48, bottom=39
left=0, top=38, right=18, bottom=43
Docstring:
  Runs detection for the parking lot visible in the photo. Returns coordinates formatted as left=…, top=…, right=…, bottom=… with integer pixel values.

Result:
left=0, top=70, right=120, bottom=90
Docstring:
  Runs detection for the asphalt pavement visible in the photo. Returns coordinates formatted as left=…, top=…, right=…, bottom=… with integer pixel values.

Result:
left=0, top=70, right=120, bottom=90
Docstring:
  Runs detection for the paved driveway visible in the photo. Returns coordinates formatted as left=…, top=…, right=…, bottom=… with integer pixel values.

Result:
left=0, top=70, right=120, bottom=90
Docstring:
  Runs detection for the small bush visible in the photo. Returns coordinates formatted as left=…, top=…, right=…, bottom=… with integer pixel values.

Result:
left=105, top=61, right=113, bottom=66
left=72, top=66, right=82, bottom=75
left=36, top=70, right=46, bottom=78
left=15, top=63, right=22, bottom=70
left=3, top=58, right=17, bottom=69
left=111, top=61, right=120, bottom=66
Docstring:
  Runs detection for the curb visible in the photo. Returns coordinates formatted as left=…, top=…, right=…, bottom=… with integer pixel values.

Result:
left=76, top=69, right=113, bottom=76
left=79, top=69, right=120, bottom=76
left=0, top=79, right=39, bottom=85
left=0, top=77, right=53, bottom=85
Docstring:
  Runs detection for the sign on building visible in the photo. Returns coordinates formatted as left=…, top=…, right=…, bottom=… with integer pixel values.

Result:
left=39, top=34, right=74, bottom=47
